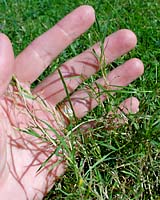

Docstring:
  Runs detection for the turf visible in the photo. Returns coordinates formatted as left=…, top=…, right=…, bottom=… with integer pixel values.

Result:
left=0, top=0, right=160, bottom=199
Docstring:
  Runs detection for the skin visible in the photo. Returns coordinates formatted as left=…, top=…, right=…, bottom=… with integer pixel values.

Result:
left=0, top=5, right=144, bottom=200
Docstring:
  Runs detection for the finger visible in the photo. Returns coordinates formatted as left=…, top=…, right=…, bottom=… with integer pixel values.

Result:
left=78, top=97, right=139, bottom=131
left=33, top=29, right=137, bottom=105
left=0, top=33, right=14, bottom=96
left=64, top=58, right=144, bottom=119
left=107, top=96, right=139, bottom=126
left=15, top=5, right=95, bottom=84
left=115, top=96, right=139, bottom=115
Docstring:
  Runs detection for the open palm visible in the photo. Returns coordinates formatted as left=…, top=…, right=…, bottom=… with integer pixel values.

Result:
left=0, top=6, right=144, bottom=200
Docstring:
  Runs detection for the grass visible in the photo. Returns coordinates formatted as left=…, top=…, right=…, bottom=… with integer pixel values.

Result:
left=0, top=0, right=160, bottom=199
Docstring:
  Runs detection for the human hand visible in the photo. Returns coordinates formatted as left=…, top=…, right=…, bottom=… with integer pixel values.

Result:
left=0, top=5, right=144, bottom=199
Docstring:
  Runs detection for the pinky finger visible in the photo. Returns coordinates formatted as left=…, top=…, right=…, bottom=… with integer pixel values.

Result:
left=107, top=96, right=139, bottom=126
left=78, top=97, right=139, bottom=131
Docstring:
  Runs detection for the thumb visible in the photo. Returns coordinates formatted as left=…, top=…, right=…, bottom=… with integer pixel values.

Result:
left=0, top=33, right=14, bottom=183
left=0, top=109, right=8, bottom=183
left=0, top=33, right=14, bottom=96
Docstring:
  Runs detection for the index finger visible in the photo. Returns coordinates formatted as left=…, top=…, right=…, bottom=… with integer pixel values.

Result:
left=15, top=5, right=95, bottom=84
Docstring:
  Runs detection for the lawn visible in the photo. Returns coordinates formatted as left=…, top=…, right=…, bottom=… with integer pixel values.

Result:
left=0, top=0, right=159, bottom=199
